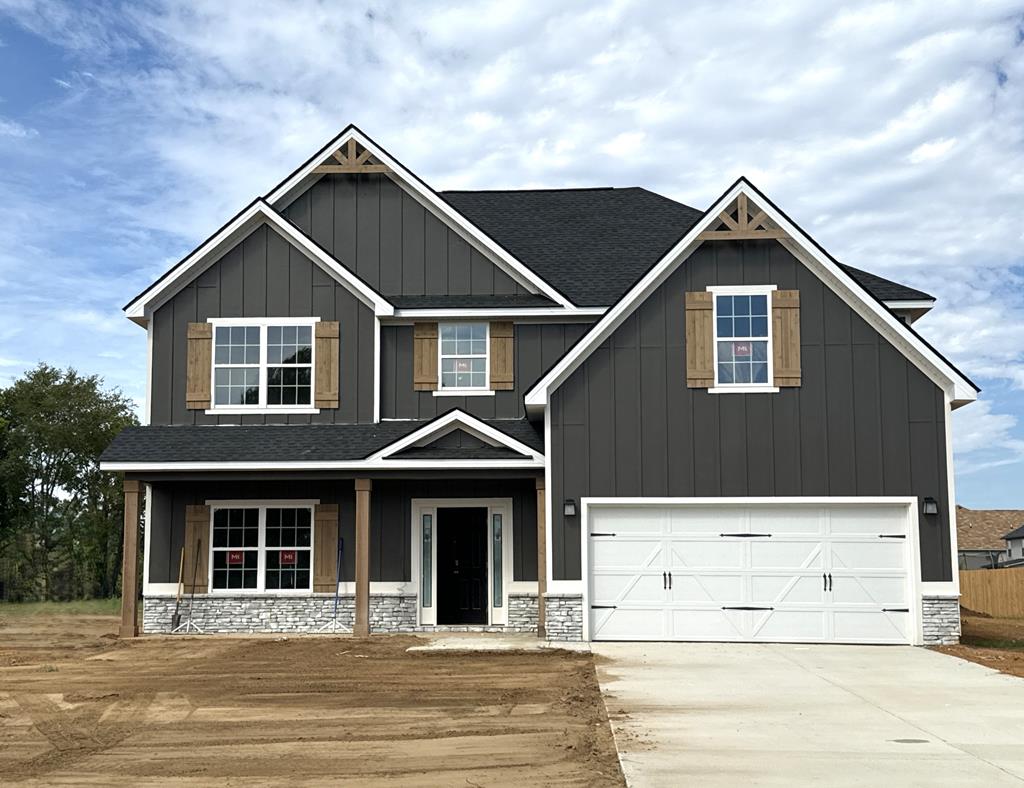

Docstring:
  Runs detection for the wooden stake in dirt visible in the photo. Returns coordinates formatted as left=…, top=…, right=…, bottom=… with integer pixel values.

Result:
left=170, top=548, right=185, bottom=631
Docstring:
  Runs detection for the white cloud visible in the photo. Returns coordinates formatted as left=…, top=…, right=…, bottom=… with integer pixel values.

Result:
left=0, top=0, right=1022, bottom=491
left=0, top=118, right=36, bottom=138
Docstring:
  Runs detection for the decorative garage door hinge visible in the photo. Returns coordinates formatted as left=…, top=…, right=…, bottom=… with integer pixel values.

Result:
left=590, top=605, right=617, bottom=609
left=721, top=606, right=774, bottom=611
left=719, top=532, right=772, bottom=538
left=590, top=532, right=617, bottom=537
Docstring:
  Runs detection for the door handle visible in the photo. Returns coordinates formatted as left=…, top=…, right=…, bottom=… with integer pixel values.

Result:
left=668, top=572, right=672, bottom=590
left=823, top=573, right=827, bottom=591
left=663, top=571, right=667, bottom=589
left=828, top=573, right=832, bottom=592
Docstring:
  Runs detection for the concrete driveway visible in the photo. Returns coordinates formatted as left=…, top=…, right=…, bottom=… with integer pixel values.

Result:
left=593, top=643, right=1024, bottom=787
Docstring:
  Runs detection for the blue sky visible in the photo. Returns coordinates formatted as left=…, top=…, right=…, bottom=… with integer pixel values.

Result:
left=0, top=1, right=1022, bottom=507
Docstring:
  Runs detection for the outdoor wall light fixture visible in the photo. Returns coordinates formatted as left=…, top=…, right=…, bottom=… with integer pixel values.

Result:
left=563, top=498, right=577, bottom=517
left=922, top=497, right=939, bottom=516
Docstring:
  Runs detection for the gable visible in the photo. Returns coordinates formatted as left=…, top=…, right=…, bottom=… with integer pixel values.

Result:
left=149, top=222, right=377, bottom=426
left=390, top=428, right=530, bottom=460
left=526, top=180, right=978, bottom=410
left=281, top=172, right=529, bottom=300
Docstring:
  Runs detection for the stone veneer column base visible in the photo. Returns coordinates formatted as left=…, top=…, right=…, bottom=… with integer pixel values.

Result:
left=921, top=595, right=960, bottom=645
left=544, top=593, right=584, bottom=641
left=507, top=593, right=539, bottom=632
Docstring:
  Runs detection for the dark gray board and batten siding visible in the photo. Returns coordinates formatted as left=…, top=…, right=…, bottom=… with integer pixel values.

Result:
left=381, top=322, right=592, bottom=420
left=550, top=240, right=953, bottom=583
left=282, top=173, right=528, bottom=298
left=147, top=478, right=538, bottom=585
left=150, top=224, right=376, bottom=425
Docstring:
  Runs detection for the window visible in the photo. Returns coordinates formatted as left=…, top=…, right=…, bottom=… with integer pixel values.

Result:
left=212, top=319, right=315, bottom=409
left=712, top=288, right=774, bottom=388
left=439, top=323, right=488, bottom=390
left=210, top=504, right=314, bottom=592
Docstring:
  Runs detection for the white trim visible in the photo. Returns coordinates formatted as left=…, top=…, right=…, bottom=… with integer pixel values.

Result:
left=710, top=284, right=775, bottom=391
left=144, top=581, right=415, bottom=597
left=432, top=390, right=495, bottom=398
left=579, top=496, right=923, bottom=645
left=124, top=200, right=394, bottom=321
left=708, top=387, right=780, bottom=395
left=145, top=321, right=153, bottom=425
left=883, top=299, right=934, bottom=311
left=206, top=500, right=318, bottom=596
left=524, top=180, right=977, bottom=410
left=265, top=127, right=574, bottom=308
left=411, top=497, right=513, bottom=627
left=207, top=318, right=318, bottom=413
left=942, top=391, right=961, bottom=594
left=365, top=408, right=545, bottom=464
left=390, top=307, right=605, bottom=320
left=544, top=404, right=554, bottom=588
left=142, top=483, right=153, bottom=589
left=707, top=284, right=778, bottom=294
left=373, top=318, right=381, bottom=423
left=102, top=459, right=544, bottom=472
left=437, top=321, right=490, bottom=393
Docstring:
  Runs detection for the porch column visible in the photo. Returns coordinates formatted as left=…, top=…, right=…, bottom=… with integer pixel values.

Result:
left=536, top=477, right=547, bottom=638
left=119, top=479, right=143, bottom=638
left=354, top=478, right=372, bottom=637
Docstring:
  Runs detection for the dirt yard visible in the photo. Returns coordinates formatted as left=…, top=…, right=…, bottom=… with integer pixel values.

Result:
left=936, top=611, right=1024, bottom=679
left=0, top=613, right=623, bottom=786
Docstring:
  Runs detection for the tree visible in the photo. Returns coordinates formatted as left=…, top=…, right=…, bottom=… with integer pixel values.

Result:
left=0, top=365, right=138, bottom=600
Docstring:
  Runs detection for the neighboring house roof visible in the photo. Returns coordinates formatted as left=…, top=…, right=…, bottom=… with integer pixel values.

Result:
left=1004, top=524, right=1024, bottom=541
left=442, top=187, right=934, bottom=308
left=524, top=178, right=978, bottom=410
left=956, top=506, right=1024, bottom=550
left=99, top=414, right=544, bottom=470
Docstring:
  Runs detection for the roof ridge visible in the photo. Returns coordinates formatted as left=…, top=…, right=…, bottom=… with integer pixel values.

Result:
left=441, top=186, right=624, bottom=194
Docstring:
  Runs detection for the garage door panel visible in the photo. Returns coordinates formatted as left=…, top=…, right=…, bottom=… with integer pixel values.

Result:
left=588, top=503, right=913, bottom=645
left=830, top=541, right=905, bottom=571
left=591, top=572, right=666, bottom=605
left=668, top=573, right=743, bottom=604
left=828, top=506, right=907, bottom=536
left=832, top=609, right=909, bottom=643
left=750, top=541, right=824, bottom=570
left=592, top=508, right=665, bottom=535
left=668, top=540, right=744, bottom=568
left=669, top=608, right=748, bottom=640
left=750, top=574, right=826, bottom=605
left=592, top=608, right=666, bottom=640
left=752, top=610, right=828, bottom=641
left=830, top=574, right=907, bottom=606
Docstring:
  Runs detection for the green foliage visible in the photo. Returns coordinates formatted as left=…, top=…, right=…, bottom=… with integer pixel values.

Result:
left=0, top=598, right=121, bottom=616
left=0, top=364, right=138, bottom=601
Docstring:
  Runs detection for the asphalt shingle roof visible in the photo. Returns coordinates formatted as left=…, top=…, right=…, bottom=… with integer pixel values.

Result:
left=441, top=187, right=933, bottom=308
left=1004, top=525, right=1024, bottom=541
left=101, top=418, right=543, bottom=464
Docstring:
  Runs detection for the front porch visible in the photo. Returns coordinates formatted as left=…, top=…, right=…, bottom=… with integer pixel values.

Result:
left=119, top=473, right=557, bottom=639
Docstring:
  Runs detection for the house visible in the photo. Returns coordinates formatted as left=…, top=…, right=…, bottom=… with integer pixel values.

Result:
left=1004, top=524, right=1024, bottom=567
left=100, top=125, right=977, bottom=646
left=956, top=506, right=1024, bottom=569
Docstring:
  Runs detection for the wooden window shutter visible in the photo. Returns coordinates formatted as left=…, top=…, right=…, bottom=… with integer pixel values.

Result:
left=413, top=322, right=439, bottom=391
left=182, top=505, right=210, bottom=594
left=489, top=321, right=514, bottom=391
left=684, top=292, right=714, bottom=388
left=315, top=321, right=340, bottom=408
left=772, top=290, right=801, bottom=387
left=313, top=504, right=340, bottom=592
left=186, top=323, right=213, bottom=410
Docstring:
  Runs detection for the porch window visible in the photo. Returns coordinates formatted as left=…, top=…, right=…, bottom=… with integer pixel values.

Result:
left=439, top=323, right=488, bottom=391
left=210, top=504, right=314, bottom=592
left=212, top=319, right=315, bottom=410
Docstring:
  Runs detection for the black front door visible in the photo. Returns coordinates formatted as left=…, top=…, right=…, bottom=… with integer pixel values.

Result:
left=437, top=507, right=488, bottom=625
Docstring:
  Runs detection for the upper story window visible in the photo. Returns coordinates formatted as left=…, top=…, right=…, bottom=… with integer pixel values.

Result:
left=211, top=318, right=315, bottom=410
left=439, top=323, right=488, bottom=391
left=712, top=286, right=774, bottom=389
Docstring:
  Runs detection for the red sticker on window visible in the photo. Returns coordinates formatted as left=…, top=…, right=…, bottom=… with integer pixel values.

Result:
left=733, top=342, right=751, bottom=356
left=280, top=550, right=297, bottom=565
left=227, top=550, right=244, bottom=565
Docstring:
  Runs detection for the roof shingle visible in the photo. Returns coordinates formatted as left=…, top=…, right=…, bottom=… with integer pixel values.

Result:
left=956, top=506, right=1024, bottom=550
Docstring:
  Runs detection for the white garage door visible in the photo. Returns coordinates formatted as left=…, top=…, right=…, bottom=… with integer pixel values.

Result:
left=588, top=502, right=914, bottom=644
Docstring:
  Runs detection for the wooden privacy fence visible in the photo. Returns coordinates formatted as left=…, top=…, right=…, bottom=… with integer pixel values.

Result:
left=959, top=567, right=1024, bottom=618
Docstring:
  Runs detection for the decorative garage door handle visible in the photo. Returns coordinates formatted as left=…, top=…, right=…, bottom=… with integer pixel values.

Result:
left=719, top=532, right=772, bottom=538
left=721, top=606, right=774, bottom=611
left=663, top=571, right=667, bottom=589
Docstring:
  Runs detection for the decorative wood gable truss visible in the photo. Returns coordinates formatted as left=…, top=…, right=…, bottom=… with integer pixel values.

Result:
left=313, top=139, right=393, bottom=175
left=697, top=193, right=788, bottom=242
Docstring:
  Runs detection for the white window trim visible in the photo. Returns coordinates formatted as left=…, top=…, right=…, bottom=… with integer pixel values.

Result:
left=436, top=321, right=490, bottom=394
left=206, top=317, right=320, bottom=414
left=708, top=284, right=776, bottom=393
left=207, top=500, right=318, bottom=595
